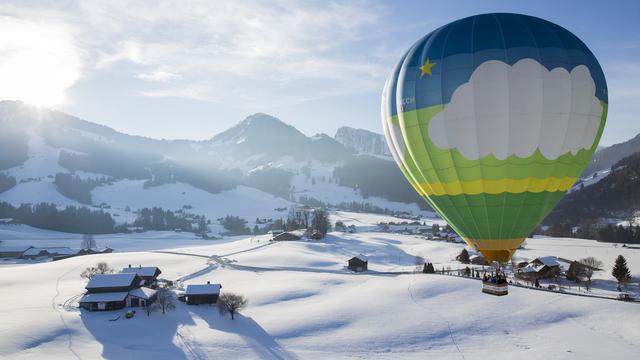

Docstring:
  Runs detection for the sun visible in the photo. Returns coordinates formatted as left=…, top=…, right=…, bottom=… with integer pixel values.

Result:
left=0, top=17, right=81, bottom=107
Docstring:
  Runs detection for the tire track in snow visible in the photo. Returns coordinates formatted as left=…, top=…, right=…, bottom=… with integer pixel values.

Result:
left=52, top=261, right=88, bottom=360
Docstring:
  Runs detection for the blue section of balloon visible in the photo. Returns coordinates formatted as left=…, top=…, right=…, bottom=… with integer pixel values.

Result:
left=388, top=13, right=608, bottom=117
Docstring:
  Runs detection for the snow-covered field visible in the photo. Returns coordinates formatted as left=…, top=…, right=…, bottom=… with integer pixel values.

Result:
left=1, top=216, right=639, bottom=359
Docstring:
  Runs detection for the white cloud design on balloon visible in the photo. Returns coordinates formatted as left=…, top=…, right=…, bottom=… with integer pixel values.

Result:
left=428, top=58, right=603, bottom=160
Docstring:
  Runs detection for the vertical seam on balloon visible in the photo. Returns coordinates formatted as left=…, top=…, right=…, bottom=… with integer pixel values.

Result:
left=505, top=15, right=542, bottom=239
left=536, top=18, right=576, bottom=228
left=438, top=19, right=484, bottom=240
left=493, top=13, right=510, bottom=240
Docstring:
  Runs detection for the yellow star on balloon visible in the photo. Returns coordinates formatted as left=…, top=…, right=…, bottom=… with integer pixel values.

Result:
left=419, top=58, right=436, bottom=78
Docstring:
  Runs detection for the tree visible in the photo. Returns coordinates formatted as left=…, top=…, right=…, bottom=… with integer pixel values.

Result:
left=579, top=256, right=604, bottom=289
left=423, top=263, right=435, bottom=273
left=414, top=256, right=425, bottom=272
left=217, top=292, right=247, bottom=320
left=457, top=249, right=470, bottom=264
left=311, top=209, right=331, bottom=237
left=334, top=221, right=346, bottom=232
left=81, top=234, right=96, bottom=251
left=152, top=288, right=176, bottom=315
left=612, top=255, right=631, bottom=290
left=80, top=262, right=114, bottom=280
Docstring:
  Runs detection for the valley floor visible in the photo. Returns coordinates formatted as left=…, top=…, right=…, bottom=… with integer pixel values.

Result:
left=1, top=220, right=639, bottom=359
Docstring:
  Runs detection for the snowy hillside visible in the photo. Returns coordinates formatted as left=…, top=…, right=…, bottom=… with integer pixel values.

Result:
left=0, top=102, right=428, bottom=232
left=334, top=126, right=391, bottom=158
left=1, top=218, right=639, bottom=359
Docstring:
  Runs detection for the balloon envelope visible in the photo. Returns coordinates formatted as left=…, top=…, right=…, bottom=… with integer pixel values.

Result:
left=382, top=13, right=607, bottom=262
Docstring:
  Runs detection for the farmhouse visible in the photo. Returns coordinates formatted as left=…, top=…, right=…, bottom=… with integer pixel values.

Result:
left=0, top=245, right=33, bottom=258
left=22, top=247, right=79, bottom=260
left=348, top=255, right=368, bottom=272
left=272, top=231, right=302, bottom=241
left=122, top=265, right=162, bottom=287
left=80, top=273, right=143, bottom=311
left=469, top=254, right=486, bottom=265
left=185, top=282, right=222, bottom=305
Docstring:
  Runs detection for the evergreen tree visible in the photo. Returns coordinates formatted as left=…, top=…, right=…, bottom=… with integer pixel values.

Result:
left=612, top=255, right=631, bottom=288
left=457, top=249, right=470, bottom=264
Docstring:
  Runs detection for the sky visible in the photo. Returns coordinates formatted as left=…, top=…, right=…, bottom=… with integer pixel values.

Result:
left=0, top=0, right=638, bottom=146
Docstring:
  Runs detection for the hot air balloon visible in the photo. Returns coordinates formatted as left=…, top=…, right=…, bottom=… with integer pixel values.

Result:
left=382, top=13, right=607, bottom=263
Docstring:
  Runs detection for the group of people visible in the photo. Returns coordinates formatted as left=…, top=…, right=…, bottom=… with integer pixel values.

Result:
left=482, top=272, right=508, bottom=285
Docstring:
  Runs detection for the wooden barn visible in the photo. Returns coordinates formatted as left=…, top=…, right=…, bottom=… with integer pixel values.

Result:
left=121, top=265, right=162, bottom=287
left=348, top=255, right=368, bottom=272
left=80, top=273, right=143, bottom=311
left=185, top=282, right=222, bottom=305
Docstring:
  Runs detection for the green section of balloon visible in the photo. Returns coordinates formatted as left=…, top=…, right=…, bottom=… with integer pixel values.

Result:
left=381, top=13, right=607, bottom=262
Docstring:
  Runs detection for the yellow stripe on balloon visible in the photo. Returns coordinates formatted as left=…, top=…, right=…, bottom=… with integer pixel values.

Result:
left=417, top=176, right=577, bottom=196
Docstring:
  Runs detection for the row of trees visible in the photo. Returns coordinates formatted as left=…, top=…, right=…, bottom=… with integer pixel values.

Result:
left=134, top=207, right=205, bottom=232
left=0, top=202, right=116, bottom=234
left=54, top=173, right=112, bottom=204
left=0, top=173, right=16, bottom=193
left=543, top=221, right=640, bottom=244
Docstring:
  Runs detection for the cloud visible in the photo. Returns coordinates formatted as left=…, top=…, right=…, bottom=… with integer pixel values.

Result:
left=0, top=0, right=391, bottom=108
left=428, top=59, right=604, bottom=160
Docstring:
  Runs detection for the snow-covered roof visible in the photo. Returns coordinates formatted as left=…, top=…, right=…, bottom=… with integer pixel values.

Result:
left=186, top=284, right=221, bottom=295
left=521, top=265, right=538, bottom=273
left=86, top=273, right=137, bottom=289
left=129, top=287, right=157, bottom=300
left=121, top=266, right=161, bottom=277
left=80, top=292, right=128, bottom=303
left=532, top=256, right=560, bottom=267
left=469, top=255, right=483, bottom=260
left=0, top=246, right=33, bottom=253
left=23, top=247, right=78, bottom=256
left=352, top=254, right=368, bottom=262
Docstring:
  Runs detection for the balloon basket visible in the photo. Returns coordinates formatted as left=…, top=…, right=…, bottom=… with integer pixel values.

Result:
left=482, top=281, right=509, bottom=296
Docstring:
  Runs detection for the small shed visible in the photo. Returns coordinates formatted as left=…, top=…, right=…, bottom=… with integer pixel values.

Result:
left=122, top=265, right=162, bottom=286
left=127, top=287, right=157, bottom=308
left=348, top=255, right=368, bottom=272
left=185, top=282, right=222, bottom=305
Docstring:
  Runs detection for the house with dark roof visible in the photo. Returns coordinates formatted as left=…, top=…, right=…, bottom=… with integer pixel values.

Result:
left=80, top=273, right=144, bottom=311
left=272, top=231, right=302, bottom=241
left=22, top=247, right=80, bottom=259
left=185, top=282, right=222, bottom=305
left=122, top=265, right=162, bottom=287
left=0, top=245, right=33, bottom=258
left=348, top=255, right=368, bottom=272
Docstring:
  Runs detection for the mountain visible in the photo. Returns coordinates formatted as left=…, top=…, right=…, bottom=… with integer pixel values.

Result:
left=0, top=101, right=431, bottom=232
left=546, top=151, right=640, bottom=226
left=583, top=134, right=640, bottom=175
left=209, top=113, right=354, bottom=166
left=334, top=126, right=391, bottom=158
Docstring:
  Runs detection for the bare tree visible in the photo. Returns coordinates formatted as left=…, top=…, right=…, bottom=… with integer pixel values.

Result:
left=217, top=292, right=247, bottom=320
left=144, top=300, right=154, bottom=316
left=152, top=288, right=175, bottom=315
left=81, top=234, right=96, bottom=251
left=579, top=256, right=604, bottom=290
left=80, top=262, right=114, bottom=280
